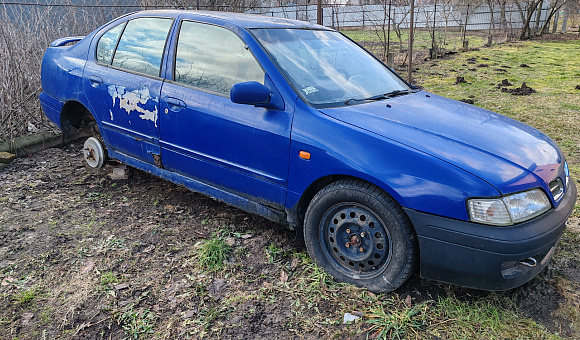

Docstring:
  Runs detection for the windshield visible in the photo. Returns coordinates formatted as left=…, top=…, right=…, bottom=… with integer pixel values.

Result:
left=251, top=28, right=411, bottom=108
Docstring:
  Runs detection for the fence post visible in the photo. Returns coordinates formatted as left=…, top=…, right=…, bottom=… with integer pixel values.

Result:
left=561, top=7, right=568, bottom=33
left=362, top=9, right=365, bottom=29
left=552, top=11, right=559, bottom=33
left=332, top=7, right=335, bottom=28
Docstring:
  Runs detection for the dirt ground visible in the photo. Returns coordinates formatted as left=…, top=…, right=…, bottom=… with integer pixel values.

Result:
left=1, top=142, right=579, bottom=339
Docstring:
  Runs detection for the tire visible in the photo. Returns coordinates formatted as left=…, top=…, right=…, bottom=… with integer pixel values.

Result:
left=303, top=179, right=418, bottom=293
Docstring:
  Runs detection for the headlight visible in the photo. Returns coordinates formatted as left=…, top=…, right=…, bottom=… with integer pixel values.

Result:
left=467, top=189, right=551, bottom=226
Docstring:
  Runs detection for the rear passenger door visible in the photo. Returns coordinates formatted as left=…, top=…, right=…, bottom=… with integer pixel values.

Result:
left=158, top=21, right=292, bottom=209
left=84, top=17, right=174, bottom=165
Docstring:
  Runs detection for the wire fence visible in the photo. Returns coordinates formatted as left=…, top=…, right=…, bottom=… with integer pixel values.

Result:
left=0, top=1, right=568, bottom=142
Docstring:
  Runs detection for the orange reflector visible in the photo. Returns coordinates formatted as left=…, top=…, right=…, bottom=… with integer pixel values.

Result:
left=299, top=151, right=311, bottom=160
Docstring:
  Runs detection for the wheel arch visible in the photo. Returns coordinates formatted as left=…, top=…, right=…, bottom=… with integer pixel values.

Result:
left=60, top=100, right=100, bottom=139
left=289, top=174, right=416, bottom=244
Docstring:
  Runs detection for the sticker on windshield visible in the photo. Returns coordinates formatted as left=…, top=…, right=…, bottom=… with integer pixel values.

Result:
left=302, top=86, right=319, bottom=95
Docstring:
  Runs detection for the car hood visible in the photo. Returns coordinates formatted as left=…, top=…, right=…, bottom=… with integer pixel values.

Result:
left=319, top=91, right=563, bottom=195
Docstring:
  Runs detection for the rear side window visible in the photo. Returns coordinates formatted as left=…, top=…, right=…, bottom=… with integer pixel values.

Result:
left=96, top=22, right=126, bottom=64
left=174, top=21, right=264, bottom=96
left=111, top=17, right=173, bottom=77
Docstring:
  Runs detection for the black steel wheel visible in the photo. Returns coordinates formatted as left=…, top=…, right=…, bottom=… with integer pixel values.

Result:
left=304, top=179, right=417, bottom=293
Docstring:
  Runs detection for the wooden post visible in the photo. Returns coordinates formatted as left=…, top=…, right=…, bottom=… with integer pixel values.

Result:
left=463, top=39, right=469, bottom=51
left=387, top=52, right=394, bottom=68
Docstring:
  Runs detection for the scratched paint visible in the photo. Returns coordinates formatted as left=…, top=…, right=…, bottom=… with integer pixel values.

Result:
left=108, top=85, right=158, bottom=127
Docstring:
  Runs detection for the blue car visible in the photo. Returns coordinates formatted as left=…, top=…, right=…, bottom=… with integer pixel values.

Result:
left=40, top=10, right=576, bottom=292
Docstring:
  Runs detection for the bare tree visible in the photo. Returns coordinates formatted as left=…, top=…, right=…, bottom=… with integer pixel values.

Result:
left=515, top=0, right=543, bottom=39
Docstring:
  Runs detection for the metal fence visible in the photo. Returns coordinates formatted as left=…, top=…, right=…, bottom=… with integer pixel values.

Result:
left=250, top=3, right=552, bottom=31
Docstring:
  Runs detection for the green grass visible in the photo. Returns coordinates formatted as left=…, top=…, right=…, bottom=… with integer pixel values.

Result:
left=194, top=230, right=232, bottom=271
left=13, top=287, right=41, bottom=305
left=116, top=308, right=155, bottom=339
left=343, top=27, right=488, bottom=58
left=365, top=297, right=429, bottom=340
left=100, top=271, right=119, bottom=286
left=430, top=295, right=558, bottom=339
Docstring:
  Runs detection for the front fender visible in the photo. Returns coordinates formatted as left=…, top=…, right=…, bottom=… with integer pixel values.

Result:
left=286, top=100, right=500, bottom=222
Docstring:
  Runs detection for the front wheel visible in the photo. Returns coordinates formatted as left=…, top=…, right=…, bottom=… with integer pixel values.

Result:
left=304, top=179, right=418, bottom=293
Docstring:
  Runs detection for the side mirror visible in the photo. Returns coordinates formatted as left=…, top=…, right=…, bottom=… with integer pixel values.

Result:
left=230, top=81, right=271, bottom=106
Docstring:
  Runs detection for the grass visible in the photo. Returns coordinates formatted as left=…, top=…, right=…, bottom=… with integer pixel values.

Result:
left=193, top=229, right=232, bottom=271
left=115, top=308, right=155, bottom=339
left=429, top=295, right=557, bottom=339
left=100, top=271, right=119, bottom=286
left=13, top=287, right=41, bottom=305
left=365, top=297, right=429, bottom=340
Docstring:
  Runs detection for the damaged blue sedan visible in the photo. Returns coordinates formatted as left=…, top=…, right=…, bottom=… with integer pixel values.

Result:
left=40, top=10, right=576, bottom=292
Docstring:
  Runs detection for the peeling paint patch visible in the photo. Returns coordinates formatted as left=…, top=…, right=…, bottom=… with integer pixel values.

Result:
left=108, top=85, right=159, bottom=127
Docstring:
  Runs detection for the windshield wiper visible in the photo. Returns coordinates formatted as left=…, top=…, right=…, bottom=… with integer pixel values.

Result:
left=344, top=89, right=419, bottom=105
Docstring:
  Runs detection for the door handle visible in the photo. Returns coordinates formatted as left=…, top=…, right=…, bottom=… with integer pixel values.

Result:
left=89, top=75, right=103, bottom=84
left=166, top=98, right=186, bottom=109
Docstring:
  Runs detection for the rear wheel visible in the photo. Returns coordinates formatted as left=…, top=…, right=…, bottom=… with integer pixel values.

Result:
left=304, top=179, right=417, bottom=293
left=83, top=137, right=107, bottom=168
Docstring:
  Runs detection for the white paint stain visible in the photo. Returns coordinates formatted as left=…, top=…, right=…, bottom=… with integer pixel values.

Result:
left=108, top=85, right=158, bottom=127
left=109, top=109, right=114, bottom=121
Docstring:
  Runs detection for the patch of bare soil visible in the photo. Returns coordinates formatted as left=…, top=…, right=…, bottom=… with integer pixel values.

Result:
left=533, top=33, right=580, bottom=42
left=0, top=143, right=578, bottom=339
left=497, top=79, right=514, bottom=87
left=501, top=82, right=537, bottom=95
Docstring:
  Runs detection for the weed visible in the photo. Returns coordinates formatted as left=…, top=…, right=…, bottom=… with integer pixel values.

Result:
left=13, top=287, right=41, bottom=305
left=365, top=297, right=428, bottom=340
left=429, top=295, right=554, bottom=339
left=266, top=242, right=285, bottom=263
left=189, top=303, right=234, bottom=336
left=116, top=308, right=155, bottom=339
left=194, top=231, right=232, bottom=271
left=101, top=272, right=119, bottom=286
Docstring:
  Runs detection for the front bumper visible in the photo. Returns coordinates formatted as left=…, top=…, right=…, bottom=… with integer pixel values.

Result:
left=405, top=179, right=577, bottom=291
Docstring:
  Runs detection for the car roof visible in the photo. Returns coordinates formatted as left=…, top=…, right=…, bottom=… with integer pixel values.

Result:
left=133, top=9, right=331, bottom=30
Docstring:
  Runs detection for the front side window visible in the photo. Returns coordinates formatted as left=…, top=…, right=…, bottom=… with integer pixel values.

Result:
left=112, top=17, right=173, bottom=77
left=96, top=22, right=126, bottom=64
left=251, top=29, right=410, bottom=108
left=174, top=21, right=264, bottom=96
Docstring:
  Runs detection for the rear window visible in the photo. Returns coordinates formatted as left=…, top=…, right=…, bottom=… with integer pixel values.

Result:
left=96, top=22, right=126, bottom=64
left=109, top=17, right=173, bottom=77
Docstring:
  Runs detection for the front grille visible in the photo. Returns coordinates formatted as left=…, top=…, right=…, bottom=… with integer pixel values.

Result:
left=549, top=178, right=564, bottom=201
